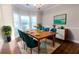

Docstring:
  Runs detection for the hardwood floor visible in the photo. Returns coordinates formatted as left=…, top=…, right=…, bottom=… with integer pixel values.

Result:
left=0, top=38, right=79, bottom=54
left=53, top=39, right=79, bottom=54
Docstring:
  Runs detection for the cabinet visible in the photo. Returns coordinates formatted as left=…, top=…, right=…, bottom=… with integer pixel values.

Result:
left=56, top=29, right=68, bottom=40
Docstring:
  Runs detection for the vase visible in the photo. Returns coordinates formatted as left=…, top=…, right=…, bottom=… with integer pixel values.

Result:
left=7, top=36, right=11, bottom=42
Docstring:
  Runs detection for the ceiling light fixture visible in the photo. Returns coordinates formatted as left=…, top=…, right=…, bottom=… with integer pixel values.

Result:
left=33, top=4, right=44, bottom=8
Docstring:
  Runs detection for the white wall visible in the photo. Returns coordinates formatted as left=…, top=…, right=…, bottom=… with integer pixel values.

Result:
left=42, top=4, right=79, bottom=43
left=0, top=4, right=15, bottom=41
left=37, top=10, right=43, bottom=24
left=0, top=5, right=3, bottom=41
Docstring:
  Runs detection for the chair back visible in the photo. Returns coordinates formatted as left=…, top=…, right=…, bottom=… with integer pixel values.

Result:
left=18, top=30, right=27, bottom=41
left=44, top=27, right=50, bottom=31
left=50, top=28, right=57, bottom=32
left=18, top=30, right=37, bottom=48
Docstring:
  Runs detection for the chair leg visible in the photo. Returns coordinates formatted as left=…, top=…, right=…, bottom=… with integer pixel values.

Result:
left=21, top=41, right=25, bottom=49
left=24, top=43, right=25, bottom=50
left=30, top=48, right=32, bottom=54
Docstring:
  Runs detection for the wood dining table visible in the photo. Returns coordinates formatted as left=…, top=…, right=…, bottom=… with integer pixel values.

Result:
left=27, top=30, right=56, bottom=53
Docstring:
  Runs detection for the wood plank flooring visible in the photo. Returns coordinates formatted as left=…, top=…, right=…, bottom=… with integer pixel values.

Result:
left=0, top=38, right=79, bottom=54
left=53, top=39, right=79, bottom=54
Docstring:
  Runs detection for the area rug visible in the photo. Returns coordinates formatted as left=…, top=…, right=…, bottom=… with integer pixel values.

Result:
left=0, top=39, right=60, bottom=54
left=18, top=39, right=61, bottom=54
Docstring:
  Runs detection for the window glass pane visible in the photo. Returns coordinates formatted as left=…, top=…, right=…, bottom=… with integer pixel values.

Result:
left=21, top=16, right=30, bottom=31
left=13, top=13, right=20, bottom=36
left=31, top=16, right=37, bottom=29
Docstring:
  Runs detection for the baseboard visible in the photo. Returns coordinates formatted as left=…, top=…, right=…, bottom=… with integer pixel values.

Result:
left=70, top=40, right=79, bottom=44
left=57, top=38, right=79, bottom=44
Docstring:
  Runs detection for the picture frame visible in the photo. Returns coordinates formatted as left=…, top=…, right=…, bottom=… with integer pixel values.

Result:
left=53, top=14, right=67, bottom=25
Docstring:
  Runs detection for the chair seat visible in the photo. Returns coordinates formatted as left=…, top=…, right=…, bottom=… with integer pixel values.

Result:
left=27, top=39, right=38, bottom=48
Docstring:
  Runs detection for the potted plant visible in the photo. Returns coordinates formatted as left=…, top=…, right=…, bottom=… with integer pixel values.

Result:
left=34, top=24, right=43, bottom=30
left=2, top=26, right=12, bottom=42
left=61, top=26, right=64, bottom=29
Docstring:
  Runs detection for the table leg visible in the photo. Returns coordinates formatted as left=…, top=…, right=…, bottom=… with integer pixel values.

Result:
left=52, top=35, right=55, bottom=47
left=38, top=40, right=40, bottom=54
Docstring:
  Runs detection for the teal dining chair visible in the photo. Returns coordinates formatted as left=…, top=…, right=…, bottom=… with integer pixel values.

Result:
left=18, top=30, right=38, bottom=53
left=50, top=28, right=57, bottom=32
left=47, top=28, right=57, bottom=40
left=44, top=27, right=50, bottom=31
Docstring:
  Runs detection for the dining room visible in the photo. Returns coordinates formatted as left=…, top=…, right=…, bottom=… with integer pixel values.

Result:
left=0, top=4, right=79, bottom=54
left=12, top=4, right=61, bottom=54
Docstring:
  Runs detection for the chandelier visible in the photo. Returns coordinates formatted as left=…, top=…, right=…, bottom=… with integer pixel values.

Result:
left=33, top=4, right=44, bottom=8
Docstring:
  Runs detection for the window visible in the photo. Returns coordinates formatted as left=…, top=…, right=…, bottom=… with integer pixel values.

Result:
left=21, top=16, right=30, bottom=31
left=13, top=13, right=20, bottom=36
left=13, top=13, right=37, bottom=37
left=31, top=16, right=37, bottom=29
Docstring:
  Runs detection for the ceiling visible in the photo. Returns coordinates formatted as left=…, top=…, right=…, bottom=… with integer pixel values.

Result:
left=13, top=4, right=59, bottom=11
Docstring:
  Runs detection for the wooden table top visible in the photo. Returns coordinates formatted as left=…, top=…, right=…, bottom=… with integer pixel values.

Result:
left=27, top=30, right=56, bottom=40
